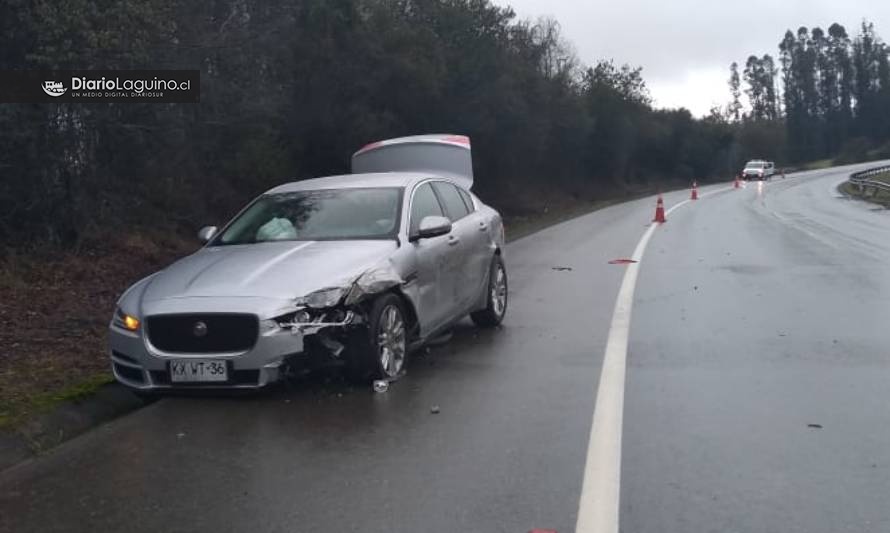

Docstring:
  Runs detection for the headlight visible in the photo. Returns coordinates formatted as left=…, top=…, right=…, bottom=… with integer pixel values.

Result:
left=113, top=308, right=140, bottom=331
left=260, top=319, right=280, bottom=333
left=295, top=287, right=347, bottom=309
left=270, top=310, right=313, bottom=329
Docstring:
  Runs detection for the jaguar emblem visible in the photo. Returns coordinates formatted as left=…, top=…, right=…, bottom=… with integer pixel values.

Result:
left=192, top=321, right=209, bottom=338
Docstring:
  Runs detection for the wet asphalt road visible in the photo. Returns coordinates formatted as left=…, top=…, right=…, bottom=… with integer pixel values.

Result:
left=2, top=163, right=889, bottom=533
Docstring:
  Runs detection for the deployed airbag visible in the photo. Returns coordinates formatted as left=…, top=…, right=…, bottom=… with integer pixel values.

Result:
left=256, top=217, right=297, bottom=241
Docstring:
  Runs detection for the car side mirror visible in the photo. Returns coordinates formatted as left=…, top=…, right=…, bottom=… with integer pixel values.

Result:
left=197, top=226, right=218, bottom=244
left=411, top=216, right=452, bottom=241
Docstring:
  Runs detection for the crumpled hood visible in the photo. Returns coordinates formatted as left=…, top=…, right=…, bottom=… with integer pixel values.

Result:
left=141, top=240, right=398, bottom=303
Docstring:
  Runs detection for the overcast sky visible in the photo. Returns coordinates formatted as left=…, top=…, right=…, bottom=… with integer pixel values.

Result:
left=497, top=1, right=890, bottom=117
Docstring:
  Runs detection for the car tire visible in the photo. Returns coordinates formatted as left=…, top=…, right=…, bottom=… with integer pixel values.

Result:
left=471, top=255, right=508, bottom=328
left=343, top=293, right=408, bottom=384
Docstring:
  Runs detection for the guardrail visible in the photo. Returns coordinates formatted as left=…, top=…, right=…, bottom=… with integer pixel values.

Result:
left=848, top=165, right=890, bottom=195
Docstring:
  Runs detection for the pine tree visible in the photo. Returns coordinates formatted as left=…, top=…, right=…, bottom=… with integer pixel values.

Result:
left=761, top=55, right=779, bottom=120
left=728, top=62, right=743, bottom=121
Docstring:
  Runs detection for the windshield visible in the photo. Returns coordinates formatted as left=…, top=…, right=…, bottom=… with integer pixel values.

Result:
left=215, top=188, right=402, bottom=244
left=745, top=162, right=765, bottom=169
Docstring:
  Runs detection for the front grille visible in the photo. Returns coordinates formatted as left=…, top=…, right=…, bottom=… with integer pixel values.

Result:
left=146, top=314, right=259, bottom=354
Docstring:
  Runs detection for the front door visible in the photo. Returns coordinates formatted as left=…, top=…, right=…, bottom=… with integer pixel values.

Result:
left=408, top=182, right=458, bottom=335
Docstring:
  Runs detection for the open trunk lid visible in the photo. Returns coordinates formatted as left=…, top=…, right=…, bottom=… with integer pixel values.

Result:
left=351, top=134, right=474, bottom=189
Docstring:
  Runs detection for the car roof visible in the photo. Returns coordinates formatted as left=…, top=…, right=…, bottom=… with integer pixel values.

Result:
left=265, top=172, right=447, bottom=194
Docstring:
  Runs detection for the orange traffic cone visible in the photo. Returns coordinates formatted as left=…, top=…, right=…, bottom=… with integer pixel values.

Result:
left=691, top=181, right=699, bottom=200
left=653, top=194, right=666, bottom=223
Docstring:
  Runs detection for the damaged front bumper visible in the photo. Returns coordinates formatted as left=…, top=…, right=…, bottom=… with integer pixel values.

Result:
left=109, top=261, right=406, bottom=391
left=109, top=321, right=310, bottom=390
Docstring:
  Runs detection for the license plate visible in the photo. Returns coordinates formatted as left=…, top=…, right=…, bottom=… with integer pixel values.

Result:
left=169, top=360, right=229, bottom=383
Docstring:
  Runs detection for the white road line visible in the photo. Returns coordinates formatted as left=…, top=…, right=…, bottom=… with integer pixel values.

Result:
left=574, top=187, right=731, bottom=533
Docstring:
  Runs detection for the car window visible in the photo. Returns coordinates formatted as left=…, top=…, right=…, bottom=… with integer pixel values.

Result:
left=410, top=183, right=445, bottom=235
left=432, top=182, right=470, bottom=221
left=458, top=187, right=475, bottom=213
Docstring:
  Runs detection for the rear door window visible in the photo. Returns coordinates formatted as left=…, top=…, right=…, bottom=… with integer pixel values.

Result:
left=457, top=188, right=475, bottom=213
left=432, top=182, right=470, bottom=221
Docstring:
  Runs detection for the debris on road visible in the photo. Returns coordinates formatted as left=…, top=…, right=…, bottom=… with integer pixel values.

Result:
left=608, top=259, right=637, bottom=265
left=430, top=405, right=441, bottom=414
left=372, top=380, right=389, bottom=393
left=807, top=424, right=823, bottom=429
left=176, top=432, right=186, bottom=439
left=551, top=266, right=573, bottom=272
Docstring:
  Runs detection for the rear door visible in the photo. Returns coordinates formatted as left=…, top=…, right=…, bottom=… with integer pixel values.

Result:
left=431, top=181, right=483, bottom=313
left=456, top=186, right=493, bottom=307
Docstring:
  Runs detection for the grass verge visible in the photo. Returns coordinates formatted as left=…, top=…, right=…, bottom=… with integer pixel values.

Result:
left=0, top=231, right=195, bottom=431
left=0, top=374, right=114, bottom=430
left=838, top=172, right=890, bottom=208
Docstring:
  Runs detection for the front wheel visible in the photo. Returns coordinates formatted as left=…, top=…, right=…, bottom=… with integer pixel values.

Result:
left=471, top=255, right=508, bottom=328
left=344, top=294, right=408, bottom=384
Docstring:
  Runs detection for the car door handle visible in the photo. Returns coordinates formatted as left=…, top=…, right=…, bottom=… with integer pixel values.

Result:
left=478, top=222, right=488, bottom=231
left=448, top=236, right=460, bottom=246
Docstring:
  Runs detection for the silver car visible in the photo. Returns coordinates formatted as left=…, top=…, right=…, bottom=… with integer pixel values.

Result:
left=108, top=135, right=507, bottom=390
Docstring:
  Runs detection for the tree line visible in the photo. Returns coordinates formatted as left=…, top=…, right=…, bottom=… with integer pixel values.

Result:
left=728, top=21, right=890, bottom=163
left=1, top=1, right=886, bottom=249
